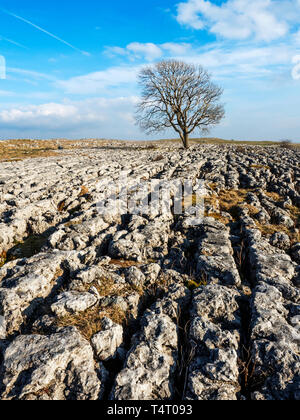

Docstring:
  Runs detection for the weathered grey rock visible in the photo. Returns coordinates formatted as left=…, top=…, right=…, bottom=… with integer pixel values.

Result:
left=196, top=218, right=241, bottom=287
left=250, top=283, right=300, bottom=400
left=51, top=291, right=98, bottom=317
left=255, top=209, right=271, bottom=224
left=241, top=218, right=300, bottom=400
left=245, top=227, right=299, bottom=303
left=0, top=327, right=102, bottom=400
left=0, top=315, right=6, bottom=339
left=112, top=312, right=177, bottom=400
left=124, top=266, right=146, bottom=287
left=291, top=243, right=300, bottom=264
left=0, top=142, right=299, bottom=401
left=272, top=208, right=294, bottom=228
left=0, top=251, right=66, bottom=337
left=112, top=284, right=190, bottom=400
left=99, top=290, right=141, bottom=320
left=91, top=317, right=123, bottom=361
left=185, top=285, right=241, bottom=400
left=269, top=232, right=291, bottom=250
left=142, top=263, right=161, bottom=284
left=109, top=217, right=170, bottom=262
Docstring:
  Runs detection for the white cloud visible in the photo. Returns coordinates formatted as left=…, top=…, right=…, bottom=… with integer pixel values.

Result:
left=1, top=93, right=299, bottom=142
left=176, top=0, right=298, bottom=41
left=180, top=44, right=292, bottom=74
left=106, top=43, right=162, bottom=61
left=292, top=55, right=300, bottom=79
left=126, top=43, right=163, bottom=61
left=0, top=97, right=140, bottom=138
left=0, top=103, right=78, bottom=126
left=56, top=39, right=297, bottom=100
left=160, top=42, right=191, bottom=55
left=106, top=42, right=191, bottom=61
left=56, top=66, right=140, bottom=94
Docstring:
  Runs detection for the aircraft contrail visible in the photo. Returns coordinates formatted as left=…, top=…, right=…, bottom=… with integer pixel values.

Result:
left=0, top=35, right=28, bottom=49
left=1, top=9, right=90, bottom=56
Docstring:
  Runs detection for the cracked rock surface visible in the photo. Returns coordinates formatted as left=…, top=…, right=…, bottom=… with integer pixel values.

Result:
left=0, top=142, right=299, bottom=400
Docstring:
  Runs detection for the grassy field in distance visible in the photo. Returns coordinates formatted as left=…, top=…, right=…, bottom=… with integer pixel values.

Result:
left=0, top=137, right=299, bottom=162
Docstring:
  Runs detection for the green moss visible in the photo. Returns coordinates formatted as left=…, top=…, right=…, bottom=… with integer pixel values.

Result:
left=7, top=235, right=47, bottom=261
left=186, top=278, right=208, bottom=291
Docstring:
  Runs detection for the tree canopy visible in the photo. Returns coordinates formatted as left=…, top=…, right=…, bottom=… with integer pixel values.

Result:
left=136, top=60, right=225, bottom=149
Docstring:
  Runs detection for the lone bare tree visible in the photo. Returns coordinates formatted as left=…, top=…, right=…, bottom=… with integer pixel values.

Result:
left=136, top=60, right=225, bottom=149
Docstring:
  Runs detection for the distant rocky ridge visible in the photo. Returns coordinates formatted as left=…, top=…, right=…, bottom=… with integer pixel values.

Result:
left=0, top=143, right=299, bottom=400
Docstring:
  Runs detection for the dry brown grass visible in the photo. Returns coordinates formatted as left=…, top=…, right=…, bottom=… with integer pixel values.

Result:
left=257, top=198, right=299, bottom=244
left=0, top=251, right=7, bottom=268
left=255, top=221, right=300, bottom=244
left=265, top=192, right=282, bottom=202
left=287, top=204, right=300, bottom=224
left=262, top=195, right=300, bottom=242
left=250, top=164, right=270, bottom=170
left=218, top=189, right=249, bottom=210
left=53, top=268, right=64, bottom=280
left=64, top=219, right=83, bottom=228
left=109, top=259, right=141, bottom=268
left=208, top=183, right=218, bottom=191
left=184, top=189, right=255, bottom=222
left=205, top=212, right=231, bottom=225
left=87, top=275, right=143, bottom=299
left=55, top=275, right=142, bottom=339
left=0, top=139, right=109, bottom=162
left=56, top=306, right=106, bottom=340
left=206, top=189, right=253, bottom=221
left=101, top=305, right=128, bottom=327
left=0, top=140, right=59, bottom=162
left=245, top=204, right=260, bottom=217
left=79, top=185, right=90, bottom=197
left=152, top=154, right=165, bottom=162
left=213, top=189, right=300, bottom=244
left=201, top=189, right=299, bottom=245
left=57, top=200, right=66, bottom=213
left=93, top=276, right=116, bottom=297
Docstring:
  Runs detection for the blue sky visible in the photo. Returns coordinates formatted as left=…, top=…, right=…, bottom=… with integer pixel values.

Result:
left=0, top=0, right=299, bottom=141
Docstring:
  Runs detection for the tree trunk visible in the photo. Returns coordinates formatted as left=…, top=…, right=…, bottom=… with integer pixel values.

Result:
left=184, top=133, right=190, bottom=149
left=180, top=131, right=190, bottom=149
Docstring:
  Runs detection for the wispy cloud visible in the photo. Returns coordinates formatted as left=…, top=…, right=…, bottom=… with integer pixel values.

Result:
left=0, top=35, right=28, bottom=49
left=56, top=66, right=140, bottom=94
left=0, top=90, right=15, bottom=97
left=7, top=67, right=57, bottom=81
left=1, top=9, right=90, bottom=56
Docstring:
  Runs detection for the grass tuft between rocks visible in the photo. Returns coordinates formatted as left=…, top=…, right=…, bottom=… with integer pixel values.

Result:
left=55, top=276, right=144, bottom=340
left=55, top=305, right=127, bottom=341
left=203, top=188, right=299, bottom=244
left=0, top=251, right=7, bottom=268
